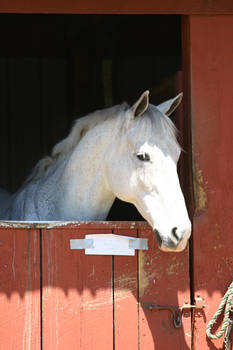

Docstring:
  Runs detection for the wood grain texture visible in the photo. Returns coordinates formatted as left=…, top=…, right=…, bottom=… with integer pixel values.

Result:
left=0, top=221, right=191, bottom=349
left=0, top=228, right=40, bottom=350
left=113, top=228, right=138, bottom=350
left=42, top=226, right=114, bottom=350
left=185, top=15, right=233, bottom=350
left=0, top=0, right=233, bottom=14
left=138, top=227, right=191, bottom=349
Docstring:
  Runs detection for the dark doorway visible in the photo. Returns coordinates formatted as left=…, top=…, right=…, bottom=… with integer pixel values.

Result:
left=0, top=14, right=182, bottom=220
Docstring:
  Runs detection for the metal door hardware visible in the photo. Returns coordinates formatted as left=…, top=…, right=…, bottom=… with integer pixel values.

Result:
left=142, top=297, right=205, bottom=328
left=70, top=234, right=148, bottom=256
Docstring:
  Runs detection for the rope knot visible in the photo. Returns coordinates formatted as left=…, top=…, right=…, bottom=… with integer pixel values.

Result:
left=206, top=280, right=233, bottom=342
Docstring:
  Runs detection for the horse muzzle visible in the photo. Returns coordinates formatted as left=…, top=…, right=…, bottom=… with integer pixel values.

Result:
left=154, top=227, right=191, bottom=252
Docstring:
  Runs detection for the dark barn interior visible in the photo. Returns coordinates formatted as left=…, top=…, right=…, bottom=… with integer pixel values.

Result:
left=0, top=14, right=182, bottom=220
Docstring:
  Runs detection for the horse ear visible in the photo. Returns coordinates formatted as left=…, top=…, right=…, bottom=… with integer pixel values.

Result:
left=156, top=92, right=183, bottom=117
left=131, top=90, right=149, bottom=118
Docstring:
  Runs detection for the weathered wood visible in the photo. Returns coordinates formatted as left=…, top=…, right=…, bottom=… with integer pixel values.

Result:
left=183, top=15, right=233, bottom=349
left=113, top=228, right=138, bottom=349
left=0, top=220, right=150, bottom=229
left=42, top=226, right=114, bottom=349
left=138, top=227, right=191, bottom=349
left=0, top=0, right=233, bottom=14
left=0, top=228, right=40, bottom=349
left=0, top=221, right=191, bottom=349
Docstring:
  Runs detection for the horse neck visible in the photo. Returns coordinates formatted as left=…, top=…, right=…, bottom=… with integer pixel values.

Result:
left=59, top=119, right=119, bottom=220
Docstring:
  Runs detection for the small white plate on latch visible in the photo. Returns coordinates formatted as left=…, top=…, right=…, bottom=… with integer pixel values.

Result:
left=70, top=234, right=148, bottom=256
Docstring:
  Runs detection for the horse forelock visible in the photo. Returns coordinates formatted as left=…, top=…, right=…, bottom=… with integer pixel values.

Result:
left=132, top=104, right=180, bottom=150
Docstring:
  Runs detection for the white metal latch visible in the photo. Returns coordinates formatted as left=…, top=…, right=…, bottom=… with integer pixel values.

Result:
left=70, top=234, right=148, bottom=256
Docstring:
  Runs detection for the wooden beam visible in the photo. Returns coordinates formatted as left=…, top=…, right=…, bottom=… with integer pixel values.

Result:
left=183, top=15, right=233, bottom=349
left=0, top=0, right=233, bottom=14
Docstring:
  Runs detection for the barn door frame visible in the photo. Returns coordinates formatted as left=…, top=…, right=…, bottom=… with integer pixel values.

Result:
left=182, top=15, right=233, bottom=349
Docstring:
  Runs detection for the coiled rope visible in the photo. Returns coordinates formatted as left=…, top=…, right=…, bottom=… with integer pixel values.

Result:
left=206, top=280, right=233, bottom=344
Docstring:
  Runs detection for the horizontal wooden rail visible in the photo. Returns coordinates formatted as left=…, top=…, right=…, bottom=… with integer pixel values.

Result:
left=0, top=0, right=233, bottom=15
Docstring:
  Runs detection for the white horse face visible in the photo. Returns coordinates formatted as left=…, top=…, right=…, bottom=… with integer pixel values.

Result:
left=106, top=91, right=191, bottom=252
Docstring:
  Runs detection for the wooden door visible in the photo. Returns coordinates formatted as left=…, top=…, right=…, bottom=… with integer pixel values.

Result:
left=0, top=227, right=41, bottom=350
left=183, top=16, right=233, bottom=349
left=41, top=222, right=191, bottom=349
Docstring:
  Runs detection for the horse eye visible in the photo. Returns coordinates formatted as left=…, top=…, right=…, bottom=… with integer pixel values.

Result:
left=137, top=153, right=150, bottom=161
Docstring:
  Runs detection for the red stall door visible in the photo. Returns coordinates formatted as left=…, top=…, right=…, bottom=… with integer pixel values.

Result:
left=0, top=222, right=191, bottom=349
left=0, top=227, right=41, bottom=350
left=41, top=222, right=191, bottom=350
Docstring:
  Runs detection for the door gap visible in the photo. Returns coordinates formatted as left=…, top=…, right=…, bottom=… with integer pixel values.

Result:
left=40, top=228, right=43, bottom=350
left=137, top=229, right=140, bottom=350
left=112, top=254, right=115, bottom=350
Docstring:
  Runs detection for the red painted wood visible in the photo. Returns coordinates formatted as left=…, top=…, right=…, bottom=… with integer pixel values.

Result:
left=185, top=15, right=233, bottom=349
left=113, top=228, right=138, bottom=350
left=0, top=220, right=150, bottom=230
left=181, top=17, right=195, bottom=218
left=41, top=223, right=191, bottom=349
left=138, top=227, right=191, bottom=349
left=0, top=228, right=40, bottom=350
left=0, top=0, right=233, bottom=14
left=0, top=221, right=191, bottom=348
left=42, top=226, right=114, bottom=350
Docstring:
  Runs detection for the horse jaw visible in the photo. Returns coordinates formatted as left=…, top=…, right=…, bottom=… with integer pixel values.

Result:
left=134, top=191, right=191, bottom=253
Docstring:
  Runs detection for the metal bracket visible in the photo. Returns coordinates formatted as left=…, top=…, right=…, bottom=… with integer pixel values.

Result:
left=142, top=297, right=205, bottom=328
left=70, top=234, right=148, bottom=256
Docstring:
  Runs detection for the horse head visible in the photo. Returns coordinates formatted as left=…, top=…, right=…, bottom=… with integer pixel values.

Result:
left=105, top=91, right=191, bottom=252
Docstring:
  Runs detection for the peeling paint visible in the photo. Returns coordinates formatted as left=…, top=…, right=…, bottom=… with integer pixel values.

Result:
left=139, top=251, right=147, bottom=297
left=166, top=261, right=184, bottom=275
left=114, top=288, right=135, bottom=303
left=0, top=220, right=150, bottom=230
left=89, top=265, right=95, bottom=278
left=12, top=235, right=16, bottom=280
left=138, top=251, right=156, bottom=297
left=193, top=164, right=208, bottom=214
left=114, top=273, right=137, bottom=290
left=81, top=294, right=113, bottom=311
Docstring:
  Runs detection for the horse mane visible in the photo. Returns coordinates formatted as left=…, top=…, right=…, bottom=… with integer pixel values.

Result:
left=25, top=101, right=179, bottom=185
left=25, top=104, right=127, bottom=184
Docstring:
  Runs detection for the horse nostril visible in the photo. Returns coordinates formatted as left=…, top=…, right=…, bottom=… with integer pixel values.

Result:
left=171, top=227, right=179, bottom=241
left=154, top=229, right=162, bottom=247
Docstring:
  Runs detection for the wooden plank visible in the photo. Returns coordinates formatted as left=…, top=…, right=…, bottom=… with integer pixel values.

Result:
left=0, top=0, right=233, bottom=14
left=181, top=18, right=195, bottom=217
left=0, top=220, right=150, bottom=230
left=42, top=225, right=114, bottom=350
left=0, top=228, right=41, bottom=349
left=184, top=15, right=233, bottom=349
left=113, top=228, right=138, bottom=349
left=138, top=226, right=191, bottom=349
